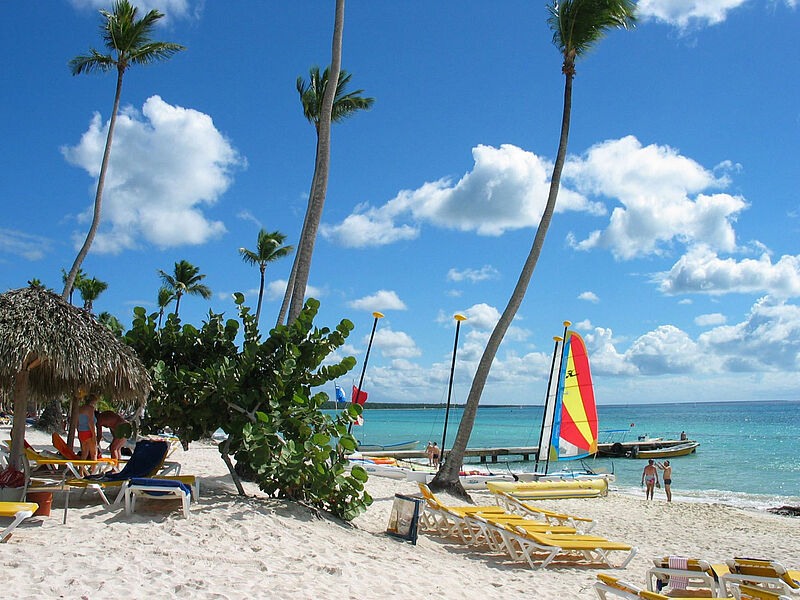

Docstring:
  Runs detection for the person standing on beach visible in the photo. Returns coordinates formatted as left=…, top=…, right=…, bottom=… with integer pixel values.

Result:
left=96, top=410, right=131, bottom=462
left=641, top=459, right=659, bottom=500
left=431, top=442, right=441, bottom=468
left=657, top=460, right=672, bottom=502
left=425, top=441, right=434, bottom=466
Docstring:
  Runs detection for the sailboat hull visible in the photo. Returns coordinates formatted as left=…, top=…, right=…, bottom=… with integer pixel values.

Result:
left=486, top=478, right=608, bottom=499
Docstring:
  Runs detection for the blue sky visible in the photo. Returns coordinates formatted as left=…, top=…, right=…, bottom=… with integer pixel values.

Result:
left=2, top=0, right=799, bottom=406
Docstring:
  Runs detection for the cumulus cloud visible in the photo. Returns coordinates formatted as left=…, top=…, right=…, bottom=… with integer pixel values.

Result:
left=578, top=291, right=600, bottom=303
left=695, top=313, right=727, bottom=327
left=447, top=265, right=499, bottom=283
left=347, top=289, right=407, bottom=312
left=371, top=328, right=421, bottom=359
left=69, top=0, right=198, bottom=22
left=63, top=96, right=243, bottom=254
left=636, top=0, right=780, bottom=29
left=459, top=303, right=501, bottom=331
left=655, top=246, right=800, bottom=298
left=320, top=144, right=604, bottom=247
left=565, top=136, right=746, bottom=260
left=0, top=228, right=53, bottom=261
left=265, top=279, right=324, bottom=301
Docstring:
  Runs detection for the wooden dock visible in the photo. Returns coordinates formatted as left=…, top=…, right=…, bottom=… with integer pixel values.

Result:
left=363, top=438, right=693, bottom=463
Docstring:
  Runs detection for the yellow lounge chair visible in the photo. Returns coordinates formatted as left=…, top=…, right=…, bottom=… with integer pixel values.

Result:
left=416, top=483, right=505, bottom=536
left=721, top=558, right=800, bottom=596
left=646, top=556, right=726, bottom=597
left=595, top=574, right=649, bottom=600
left=492, top=489, right=596, bottom=532
left=474, top=515, right=636, bottom=569
left=0, top=501, right=38, bottom=543
left=639, top=582, right=790, bottom=600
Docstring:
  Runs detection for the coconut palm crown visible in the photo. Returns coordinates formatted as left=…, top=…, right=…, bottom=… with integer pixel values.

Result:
left=297, top=67, right=375, bottom=132
left=158, top=260, right=212, bottom=318
left=239, top=229, right=294, bottom=327
left=62, top=0, right=185, bottom=302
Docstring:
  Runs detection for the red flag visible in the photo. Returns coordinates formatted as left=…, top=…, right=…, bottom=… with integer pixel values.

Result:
left=352, top=385, right=368, bottom=406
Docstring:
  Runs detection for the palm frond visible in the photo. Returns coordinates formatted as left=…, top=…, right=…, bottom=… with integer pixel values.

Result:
left=548, top=0, right=636, bottom=64
left=69, top=49, right=116, bottom=75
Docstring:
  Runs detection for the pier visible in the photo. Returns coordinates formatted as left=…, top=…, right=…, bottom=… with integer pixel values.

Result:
left=363, top=438, right=693, bottom=463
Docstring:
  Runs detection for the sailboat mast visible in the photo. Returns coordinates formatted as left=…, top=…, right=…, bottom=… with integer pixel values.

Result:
left=535, top=335, right=562, bottom=472
left=544, top=320, right=571, bottom=475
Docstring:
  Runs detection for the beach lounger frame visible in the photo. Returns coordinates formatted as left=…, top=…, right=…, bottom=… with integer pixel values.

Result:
left=492, top=489, right=596, bottom=532
left=123, top=478, right=191, bottom=519
left=646, top=556, right=723, bottom=596
left=720, top=559, right=800, bottom=596
left=0, top=501, right=38, bottom=543
left=594, top=574, right=647, bottom=600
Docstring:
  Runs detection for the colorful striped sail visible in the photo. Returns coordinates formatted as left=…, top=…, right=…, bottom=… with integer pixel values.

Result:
left=549, top=330, right=598, bottom=461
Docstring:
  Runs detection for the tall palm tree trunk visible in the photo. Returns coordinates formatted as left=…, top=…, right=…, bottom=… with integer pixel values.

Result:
left=255, top=265, right=266, bottom=326
left=277, top=141, right=320, bottom=327
left=430, top=72, right=575, bottom=498
left=287, top=0, right=344, bottom=323
left=62, top=69, right=124, bottom=300
left=174, top=291, right=183, bottom=318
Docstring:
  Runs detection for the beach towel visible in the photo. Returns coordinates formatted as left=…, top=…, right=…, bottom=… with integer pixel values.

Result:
left=669, top=555, right=689, bottom=590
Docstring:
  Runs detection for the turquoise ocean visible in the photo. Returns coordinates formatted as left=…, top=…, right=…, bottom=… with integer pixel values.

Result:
left=347, top=400, right=800, bottom=510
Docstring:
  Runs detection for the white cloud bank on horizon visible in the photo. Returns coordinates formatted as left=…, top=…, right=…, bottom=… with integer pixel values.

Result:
left=637, top=0, right=797, bottom=29
left=62, top=95, right=243, bottom=254
left=320, top=144, right=605, bottom=247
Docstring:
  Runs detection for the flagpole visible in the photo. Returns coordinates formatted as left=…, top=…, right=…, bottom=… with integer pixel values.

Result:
left=545, top=320, right=571, bottom=475
left=348, top=311, right=384, bottom=434
left=441, top=314, right=467, bottom=468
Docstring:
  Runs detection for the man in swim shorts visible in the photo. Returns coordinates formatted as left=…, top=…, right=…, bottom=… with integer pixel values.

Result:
left=657, top=460, right=672, bottom=501
left=641, top=458, right=659, bottom=500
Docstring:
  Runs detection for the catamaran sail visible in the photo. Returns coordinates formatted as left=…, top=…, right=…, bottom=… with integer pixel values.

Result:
left=537, top=325, right=599, bottom=470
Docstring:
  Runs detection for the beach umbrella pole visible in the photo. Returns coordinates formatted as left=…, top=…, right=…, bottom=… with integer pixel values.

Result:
left=440, top=314, right=467, bottom=468
left=348, top=312, right=383, bottom=434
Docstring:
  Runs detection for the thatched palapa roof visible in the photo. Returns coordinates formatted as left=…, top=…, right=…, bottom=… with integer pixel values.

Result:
left=0, top=286, right=150, bottom=404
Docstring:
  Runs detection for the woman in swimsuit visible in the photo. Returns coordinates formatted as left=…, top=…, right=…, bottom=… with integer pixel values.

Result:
left=76, top=394, right=99, bottom=467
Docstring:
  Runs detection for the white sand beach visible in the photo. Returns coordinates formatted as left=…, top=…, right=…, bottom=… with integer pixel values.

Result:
left=4, top=426, right=799, bottom=600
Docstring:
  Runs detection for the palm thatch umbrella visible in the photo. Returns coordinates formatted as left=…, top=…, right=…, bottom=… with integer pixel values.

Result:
left=0, top=286, right=150, bottom=469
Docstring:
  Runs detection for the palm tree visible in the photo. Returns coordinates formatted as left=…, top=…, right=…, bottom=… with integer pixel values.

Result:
left=429, top=0, right=636, bottom=498
left=62, top=268, right=87, bottom=305
left=283, top=0, right=360, bottom=325
left=98, top=311, right=124, bottom=337
left=156, top=286, right=174, bottom=328
left=158, top=260, right=212, bottom=318
left=278, top=65, right=374, bottom=327
left=76, top=277, right=108, bottom=312
left=61, top=0, right=185, bottom=301
left=239, top=229, right=294, bottom=327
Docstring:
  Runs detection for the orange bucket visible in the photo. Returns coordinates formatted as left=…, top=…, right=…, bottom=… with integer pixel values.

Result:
left=26, top=491, right=53, bottom=517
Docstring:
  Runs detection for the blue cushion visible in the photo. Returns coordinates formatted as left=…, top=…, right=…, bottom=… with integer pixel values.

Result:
left=129, top=477, right=191, bottom=496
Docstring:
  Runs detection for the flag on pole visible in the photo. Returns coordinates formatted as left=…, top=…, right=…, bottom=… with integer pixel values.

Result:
left=352, top=385, right=368, bottom=406
left=335, top=384, right=346, bottom=404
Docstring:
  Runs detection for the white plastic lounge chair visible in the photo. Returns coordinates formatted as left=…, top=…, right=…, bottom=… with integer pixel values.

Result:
left=0, top=501, right=38, bottom=542
left=493, top=489, right=596, bottom=532
left=721, top=558, right=800, bottom=596
left=124, top=478, right=191, bottom=519
left=646, top=556, right=725, bottom=597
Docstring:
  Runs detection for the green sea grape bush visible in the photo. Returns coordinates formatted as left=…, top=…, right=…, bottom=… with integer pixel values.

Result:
left=125, top=296, right=372, bottom=520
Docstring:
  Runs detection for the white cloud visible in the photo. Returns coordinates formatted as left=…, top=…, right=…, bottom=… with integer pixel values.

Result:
left=694, top=313, right=727, bottom=327
left=265, top=279, right=324, bottom=301
left=656, top=246, right=800, bottom=298
left=0, top=228, right=53, bottom=261
left=460, top=303, right=501, bottom=331
left=636, top=0, right=765, bottom=29
left=62, top=96, right=243, bottom=254
left=371, top=328, right=421, bottom=359
left=626, top=325, right=704, bottom=375
left=347, top=289, right=407, bottom=312
left=565, top=136, right=746, bottom=260
left=578, top=291, right=600, bottom=303
left=321, top=144, right=605, bottom=247
left=583, top=327, right=638, bottom=376
left=447, top=265, right=499, bottom=283
left=69, top=0, right=197, bottom=22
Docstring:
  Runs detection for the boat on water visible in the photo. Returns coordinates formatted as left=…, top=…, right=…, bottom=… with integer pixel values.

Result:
left=356, top=439, right=419, bottom=452
left=487, top=477, right=608, bottom=499
left=629, top=441, right=699, bottom=459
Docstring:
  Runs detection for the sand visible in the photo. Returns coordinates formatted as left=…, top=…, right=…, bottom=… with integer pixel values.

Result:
left=3, top=425, right=798, bottom=599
